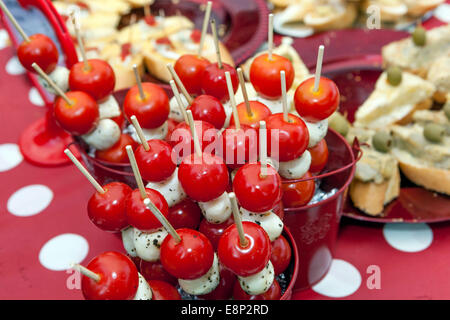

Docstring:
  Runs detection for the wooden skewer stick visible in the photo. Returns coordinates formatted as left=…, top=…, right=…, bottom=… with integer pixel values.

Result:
left=225, top=71, right=240, bottom=130
left=186, top=110, right=202, bottom=157
left=130, top=115, right=150, bottom=151
left=143, top=198, right=181, bottom=243
left=166, top=64, right=193, bottom=104
left=197, top=1, right=212, bottom=57
left=64, top=148, right=105, bottom=194
left=32, top=63, right=73, bottom=105
left=126, top=145, right=148, bottom=200
left=169, top=80, right=188, bottom=124
left=259, top=120, right=268, bottom=178
left=133, top=64, right=146, bottom=101
left=268, top=13, right=274, bottom=61
left=210, top=19, right=222, bottom=69
left=71, top=263, right=101, bottom=282
left=280, top=70, right=289, bottom=123
left=0, top=0, right=29, bottom=42
left=237, top=68, right=253, bottom=117
left=313, top=45, right=324, bottom=93
left=228, top=192, right=248, bottom=247
left=70, top=12, right=90, bottom=71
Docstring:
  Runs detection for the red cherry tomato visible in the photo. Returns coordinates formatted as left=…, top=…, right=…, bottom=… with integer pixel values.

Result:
left=232, top=279, right=282, bottom=300
left=200, top=264, right=236, bottom=300
left=69, top=59, right=116, bottom=102
left=294, top=77, right=340, bottom=122
left=161, top=228, right=214, bottom=280
left=233, top=162, right=282, bottom=213
left=265, top=113, right=309, bottom=162
left=54, top=91, right=99, bottom=135
left=135, top=139, right=176, bottom=182
left=81, top=251, right=139, bottom=300
left=281, top=172, right=315, bottom=208
left=221, top=124, right=258, bottom=169
left=95, top=134, right=138, bottom=163
left=111, top=111, right=125, bottom=129
left=148, top=280, right=181, bottom=300
left=189, top=95, right=226, bottom=129
left=17, top=34, right=58, bottom=73
left=140, top=260, right=177, bottom=286
left=249, top=53, right=294, bottom=99
left=229, top=101, right=272, bottom=130
left=174, top=54, right=210, bottom=96
left=87, top=182, right=132, bottom=232
left=270, top=235, right=292, bottom=275
left=167, top=198, right=202, bottom=230
left=198, top=216, right=234, bottom=250
left=201, top=62, right=238, bottom=102
left=218, top=221, right=271, bottom=277
left=127, top=255, right=141, bottom=271
left=165, top=118, right=179, bottom=142
left=178, top=152, right=229, bottom=202
left=125, top=188, right=169, bottom=232
left=123, top=82, right=170, bottom=129
left=308, top=139, right=329, bottom=174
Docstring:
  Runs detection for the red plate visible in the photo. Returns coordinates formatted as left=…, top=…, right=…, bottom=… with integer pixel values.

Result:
left=292, top=29, right=450, bottom=223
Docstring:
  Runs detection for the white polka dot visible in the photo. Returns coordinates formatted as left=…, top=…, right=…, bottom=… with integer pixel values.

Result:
left=383, top=223, right=433, bottom=253
left=0, top=29, right=10, bottom=50
left=28, top=87, right=45, bottom=107
left=312, top=259, right=362, bottom=298
left=39, top=233, right=89, bottom=271
left=0, top=143, right=23, bottom=171
left=7, top=184, right=53, bottom=217
left=5, top=56, right=25, bottom=75
left=434, top=4, right=450, bottom=23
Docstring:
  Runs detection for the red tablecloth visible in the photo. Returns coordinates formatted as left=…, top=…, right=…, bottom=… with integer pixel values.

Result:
left=0, top=4, right=449, bottom=300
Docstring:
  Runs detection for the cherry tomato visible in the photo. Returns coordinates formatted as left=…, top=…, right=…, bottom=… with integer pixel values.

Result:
left=218, top=221, right=271, bottom=277
left=198, top=216, right=234, bottom=250
left=54, top=91, right=99, bottom=135
left=123, top=82, right=170, bottom=129
left=294, top=77, right=339, bottom=122
left=127, top=255, right=141, bottom=271
left=174, top=54, right=210, bottom=96
left=178, top=152, right=229, bottom=202
left=221, top=124, right=258, bottom=169
left=167, top=198, right=202, bottom=230
left=95, top=134, right=138, bottom=163
left=165, top=118, right=179, bottom=142
left=161, top=228, right=214, bottom=280
left=87, top=182, right=132, bottom=232
left=229, top=101, right=272, bottom=130
left=281, top=172, right=315, bottom=208
left=140, top=260, right=177, bottom=285
left=265, top=113, right=309, bottom=162
left=233, top=162, right=282, bottom=213
left=111, top=111, right=125, bottom=129
left=270, top=235, right=292, bottom=275
left=201, top=62, right=238, bottom=102
left=125, top=188, right=169, bottom=232
left=249, top=53, right=294, bottom=99
left=135, top=139, right=176, bottom=182
left=308, top=139, right=329, bottom=174
left=81, top=251, right=139, bottom=300
left=200, top=264, right=236, bottom=300
left=17, top=34, right=58, bottom=73
left=69, top=59, right=115, bottom=102
left=232, top=279, right=281, bottom=300
left=148, top=280, right=181, bottom=300
left=189, top=95, right=226, bottom=129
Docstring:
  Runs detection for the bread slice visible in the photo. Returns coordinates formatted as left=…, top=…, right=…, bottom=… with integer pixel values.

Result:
left=303, top=3, right=357, bottom=31
left=427, top=55, right=450, bottom=104
left=404, top=0, right=445, bottom=17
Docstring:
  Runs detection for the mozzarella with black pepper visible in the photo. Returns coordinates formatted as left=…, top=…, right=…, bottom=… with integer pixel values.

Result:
left=127, top=122, right=168, bottom=143
left=81, top=119, right=121, bottom=150
left=240, top=208, right=283, bottom=241
left=198, top=192, right=232, bottom=224
left=178, top=253, right=220, bottom=295
left=133, top=273, right=153, bottom=300
left=121, top=226, right=137, bottom=257
left=278, top=150, right=311, bottom=179
left=133, top=228, right=168, bottom=262
left=38, top=65, right=69, bottom=94
left=305, top=118, right=328, bottom=148
left=146, top=168, right=186, bottom=207
left=238, top=261, right=274, bottom=296
left=98, top=95, right=121, bottom=119
left=169, top=94, right=188, bottom=122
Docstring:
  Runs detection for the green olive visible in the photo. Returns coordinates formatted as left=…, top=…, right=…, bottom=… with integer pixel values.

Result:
left=329, top=113, right=350, bottom=137
left=412, top=26, right=426, bottom=47
left=423, top=123, right=445, bottom=143
left=387, top=67, right=402, bottom=86
left=372, top=131, right=392, bottom=153
left=444, top=102, right=450, bottom=120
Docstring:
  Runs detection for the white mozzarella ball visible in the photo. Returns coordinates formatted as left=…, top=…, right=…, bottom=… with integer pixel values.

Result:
left=169, top=94, right=188, bottom=122
left=178, top=253, right=220, bottom=295
left=146, top=168, right=186, bottom=207
left=133, top=273, right=153, bottom=300
left=133, top=228, right=168, bottom=262
left=38, top=66, right=69, bottom=94
left=198, top=192, right=232, bottom=224
left=305, top=118, right=328, bottom=148
left=98, top=95, right=121, bottom=119
left=240, top=208, right=283, bottom=241
left=127, top=122, right=168, bottom=143
left=255, top=96, right=283, bottom=114
left=278, top=150, right=311, bottom=180
left=238, top=261, right=275, bottom=296
left=81, top=119, right=121, bottom=150
left=121, top=226, right=137, bottom=257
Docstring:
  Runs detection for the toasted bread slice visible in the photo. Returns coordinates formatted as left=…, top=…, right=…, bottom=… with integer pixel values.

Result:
left=303, top=2, right=357, bottom=31
left=404, top=0, right=445, bottom=17
left=361, top=0, right=408, bottom=22
left=427, top=55, right=450, bottom=104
